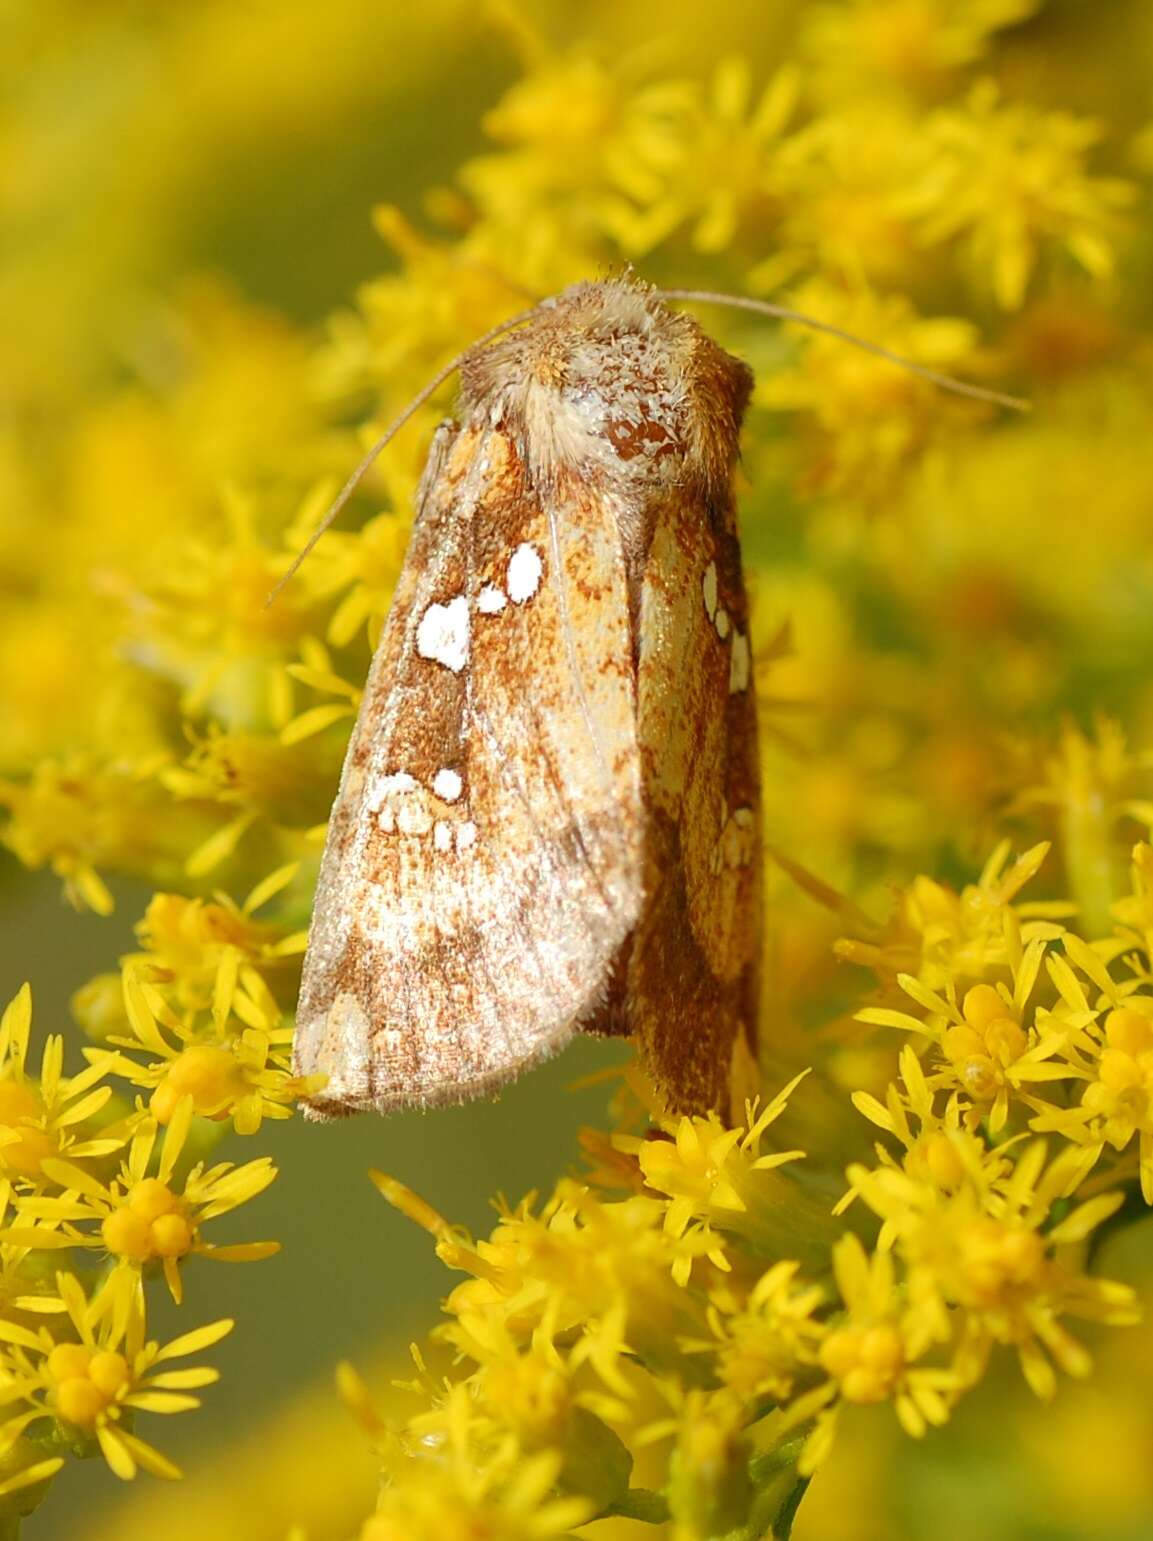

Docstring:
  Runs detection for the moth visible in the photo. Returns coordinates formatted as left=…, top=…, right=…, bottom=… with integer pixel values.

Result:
left=294, top=277, right=761, bottom=1119
left=290, top=275, right=1019, bottom=1120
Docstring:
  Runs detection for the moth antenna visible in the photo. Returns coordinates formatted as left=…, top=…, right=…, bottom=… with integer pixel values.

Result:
left=659, top=289, right=1030, bottom=413
left=266, top=304, right=544, bottom=605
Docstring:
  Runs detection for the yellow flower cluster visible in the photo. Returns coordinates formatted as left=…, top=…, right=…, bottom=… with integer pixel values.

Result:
left=357, top=834, right=1142, bottom=1537
left=0, top=979, right=287, bottom=1517
left=3, top=0, right=1152, bottom=1536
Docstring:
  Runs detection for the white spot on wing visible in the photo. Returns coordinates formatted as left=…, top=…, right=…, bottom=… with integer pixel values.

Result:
left=416, top=595, right=469, bottom=672
left=702, top=562, right=718, bottom=621
left=456, top=820, right=478, bottom=851
left=477, top=585, right=507, bottom=614
left=730, top=631, right=750, bottom=693
left=433, top=768, right=463, bottom=803
left=368, top=770, right=419, bottom=810
left=507, top=543, right=543, bottom=604
left=715, top=606, right=730, bottom=640
left=433, top=821, right=453, bottom=852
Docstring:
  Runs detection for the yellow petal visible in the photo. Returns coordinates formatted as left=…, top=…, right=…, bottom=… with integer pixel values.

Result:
left=0, top=1454, right=64, bottom=1497
left=97, top=1423, right=137, bottom=1481
left=154, top=1318, right=234, bottom=1362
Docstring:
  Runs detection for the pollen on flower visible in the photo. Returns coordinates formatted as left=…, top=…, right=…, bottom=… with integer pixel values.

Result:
left=954, top=1216, right=1045, bottom=1306
left=820, top=1321, right=906, bottom=1403
left=0, top=1081, right=54, bottom=1178
left=943, top=983, right=1029, bottom=1101
left=921, top=1130, right=968, bottom=1191
left=150, top=1045, right=246, bottom=1123
left=48, top=1345, right=131, bottom=1429
left=102, top=1180, right=194, bottom=1264
left=1080, top=1005, right=1153, bottom=1194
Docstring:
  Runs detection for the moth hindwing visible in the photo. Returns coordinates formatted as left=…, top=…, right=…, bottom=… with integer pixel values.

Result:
left=294, top=276, right=760, bottom=1118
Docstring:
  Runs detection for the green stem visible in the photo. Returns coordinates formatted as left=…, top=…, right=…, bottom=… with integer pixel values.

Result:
left=748, top=1432, right=812, bottom=1540
left=604, top=1488, right=671, bottom=1524
left=774, top=1475, right=811, bottom=1540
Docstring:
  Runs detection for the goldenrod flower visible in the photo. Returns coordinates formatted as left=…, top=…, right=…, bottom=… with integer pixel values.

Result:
left=394, top=1176, right=715, bottom=1392
left=318, top=206, right=552, bottom=425
left=857, top=967, right=1075, bottom=1133
left=1112, top=842, right=1153, bottom=965
left=802, top=1234, right=960, bottom=1466
left=0, top=987, right=124, bottom=1184
left=158, top=727, right=318, bottom=878
left=129, top=864, right=307, bottom=1013
left=845, top=1140, right=1138, bottom=1399
left=758, top=107, right=929, bottom=289
left=758, top=279, right=988, bottom=499
left=105, top=962, right=313, bottom=1136
left=701, top=1260, right=826, bottom=1403
left=661, top=1385, right=755, bottom=1537
left=130, top=484, right=318, bottom=728
left=1079, top=1005, right=1153, bottom=1198
left=8, top=1098, right=278, bottom=1303
left=0, top=1268, right=231, bottom=1481
left=459, top=46, right=682, bottom=261
left=618, top=1075, right=820, bottom=1268
left=363, top=1445, right=593, bottom=1541
left=837, top=840, right=1069, bottom=988
left=801, top=0, right=1040, bottom=101
left=904, top=80, right=1137, bottom=308
left=0, top=760, right=172, bottom=916
left=632, top=58, right=799, bottom=254
left=287, top=511, right=411, bottom=652
left=849, top=1042, right=1008, bottom=1198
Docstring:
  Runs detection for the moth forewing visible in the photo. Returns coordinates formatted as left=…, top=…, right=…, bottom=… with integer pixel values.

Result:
left=295, top=407, right=644, bottom=1117
left=294, top=278, right=760, bottom=1119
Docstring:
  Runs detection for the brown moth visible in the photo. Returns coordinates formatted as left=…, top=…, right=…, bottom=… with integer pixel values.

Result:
left=294, top=276, right=761, bottom=1119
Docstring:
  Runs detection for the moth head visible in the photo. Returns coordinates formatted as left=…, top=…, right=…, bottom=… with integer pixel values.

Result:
left=269, top=277, right=1023, bottom=609
left=459, top=277, right=753, bottom=498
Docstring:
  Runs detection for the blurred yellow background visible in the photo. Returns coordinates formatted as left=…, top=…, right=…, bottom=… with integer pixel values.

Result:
left=4, top=1, right=1153, bottom=1537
